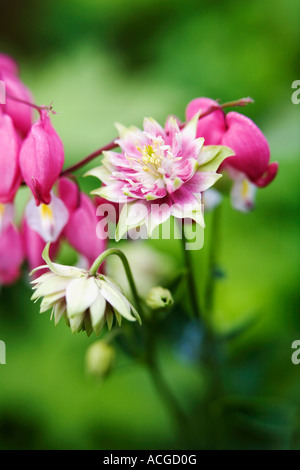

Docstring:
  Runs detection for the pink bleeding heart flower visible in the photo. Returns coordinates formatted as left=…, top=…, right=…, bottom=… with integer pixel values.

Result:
left=0, top=223, right=24, bottom=285
left=87, top=116, right=233, bottom=239
left=186, top=98, right=278, bottom=188
left=0, top=112, right=21, bottom=203
left=58, top=178, right=106, bottom=267
left=22, top=219, right=60, bottom=273
left=19, top=110, right=64, bottom=205
left=0, top=55, right=33, bottom=137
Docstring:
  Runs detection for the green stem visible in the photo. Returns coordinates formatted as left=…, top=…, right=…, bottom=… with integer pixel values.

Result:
left=144, top=320, right=189, bottom=440
left=91, top=250, right=189, bottom=440
left=180, top=228, right=201, bottom=319
left=89, top=248, right=143, bottom=316
left=201, top=205, right=225, bottom=449
left=205, top=205, right=222, bottom=318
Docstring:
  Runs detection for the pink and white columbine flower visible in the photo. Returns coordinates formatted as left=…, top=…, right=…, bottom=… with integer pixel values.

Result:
left=87, top=115, right=233, bottom=240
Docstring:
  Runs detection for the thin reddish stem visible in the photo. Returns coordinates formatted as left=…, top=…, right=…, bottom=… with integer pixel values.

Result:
left=6, top=93, right=54, bottom=114
left=200, top=97, right=254, bottom=119
left=60, top=139, right=118, bottom=176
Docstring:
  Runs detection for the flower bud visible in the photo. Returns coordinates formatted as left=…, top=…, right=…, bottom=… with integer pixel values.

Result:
left=0, top=113, right=21, bottom=203
left=85, top=341, right=116, bottom=379
left=146, top=286, right=174, bottom=311
left=19, top=111, right=64, bottom=205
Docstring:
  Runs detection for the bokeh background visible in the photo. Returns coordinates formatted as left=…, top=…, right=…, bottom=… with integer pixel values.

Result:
left=0, top=0, right=299, bottom=449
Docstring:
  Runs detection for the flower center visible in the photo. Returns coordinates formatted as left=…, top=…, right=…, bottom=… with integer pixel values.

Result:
left=39, top=203, right=55, bottom=237
left=40, top=203, right=54, bottom=221
left=140, top=144, right=162, bottom=174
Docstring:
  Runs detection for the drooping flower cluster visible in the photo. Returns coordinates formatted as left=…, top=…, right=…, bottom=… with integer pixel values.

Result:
left=0, top=51, right=279, bottom=339
left=0, top=54, right=106, bottom=285
left=186, top=98, right=279, bottom=212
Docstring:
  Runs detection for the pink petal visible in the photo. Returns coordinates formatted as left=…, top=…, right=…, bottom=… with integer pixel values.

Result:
left=184, top=170, right=221, bottom=193
left=0, top=224, right=24, bottom=285
left=186, top=98, right=226, bottom=144
left=63, top=193, right=106, bottom=267
left=22, top=219, right=60, bottom=273
left=0, top=113, right=21, bottom=203
left=0, top=203, right=15, bottom=234
left=221, top=112, right=271, bottom=184
left=1, top=72, right=33, bottom=137
left=19, top=111, right=64, bottom=205
left=255, top=162, right=279, bottom=188
left=58, top=177, right=80, bottom=213
left=143, top=118, right=166, bottom=139
left=0, top=54, right=19, bottom=75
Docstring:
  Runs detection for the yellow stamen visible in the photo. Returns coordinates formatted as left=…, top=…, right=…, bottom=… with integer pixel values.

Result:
left=241, top=180, right=249, bottom=199
left=40, top=204, right=53, bottom=220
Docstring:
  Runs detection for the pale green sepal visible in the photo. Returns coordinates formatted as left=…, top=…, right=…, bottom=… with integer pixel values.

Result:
left=199, top=145, right=234, bottom=172
left=42, top=243, right=83, bottom=278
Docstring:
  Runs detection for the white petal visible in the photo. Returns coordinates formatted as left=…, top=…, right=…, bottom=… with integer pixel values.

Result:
left=39, top=291, right=66, bottom=313
left=202, top=189, right=223, bottom=211
left=91, top=183, right=129, bottom=203
left=99, top=280, right=136, bottom=322
left=181, top=111, right=200, bottom=141
left=85, top=165, right=112, bottom=185
left=90, top=293, right=106, bottom=335
left=116, top=201, right=148, bottom=241
left=25, top=192, right=69, bottom=243
left=66, top=277, right=99, bottom=317
left=171, top=193, right=205, bottom=227
left=31, top=275, right=69, bottom=300
left=230, top=177, right=257, bottom=213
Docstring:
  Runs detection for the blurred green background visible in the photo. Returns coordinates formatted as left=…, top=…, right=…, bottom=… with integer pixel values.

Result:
left=0, top=0, right=300, bottom=449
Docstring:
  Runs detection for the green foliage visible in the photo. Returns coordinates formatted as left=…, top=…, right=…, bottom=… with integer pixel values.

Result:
left=0, top=0, right=299, bottom=450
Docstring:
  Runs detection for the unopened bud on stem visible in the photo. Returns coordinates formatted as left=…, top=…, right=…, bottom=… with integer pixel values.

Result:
left=85, top=340, right=116, bottom=380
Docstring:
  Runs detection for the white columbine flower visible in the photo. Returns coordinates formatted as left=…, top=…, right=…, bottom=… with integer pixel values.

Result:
left=31, top=244, right=141, bottom=335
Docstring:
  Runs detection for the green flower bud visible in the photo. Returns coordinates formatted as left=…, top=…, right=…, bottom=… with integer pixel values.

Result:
left=85, top=341, right=116, bottom=380
left=146, top=286, right=174, bottom=311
